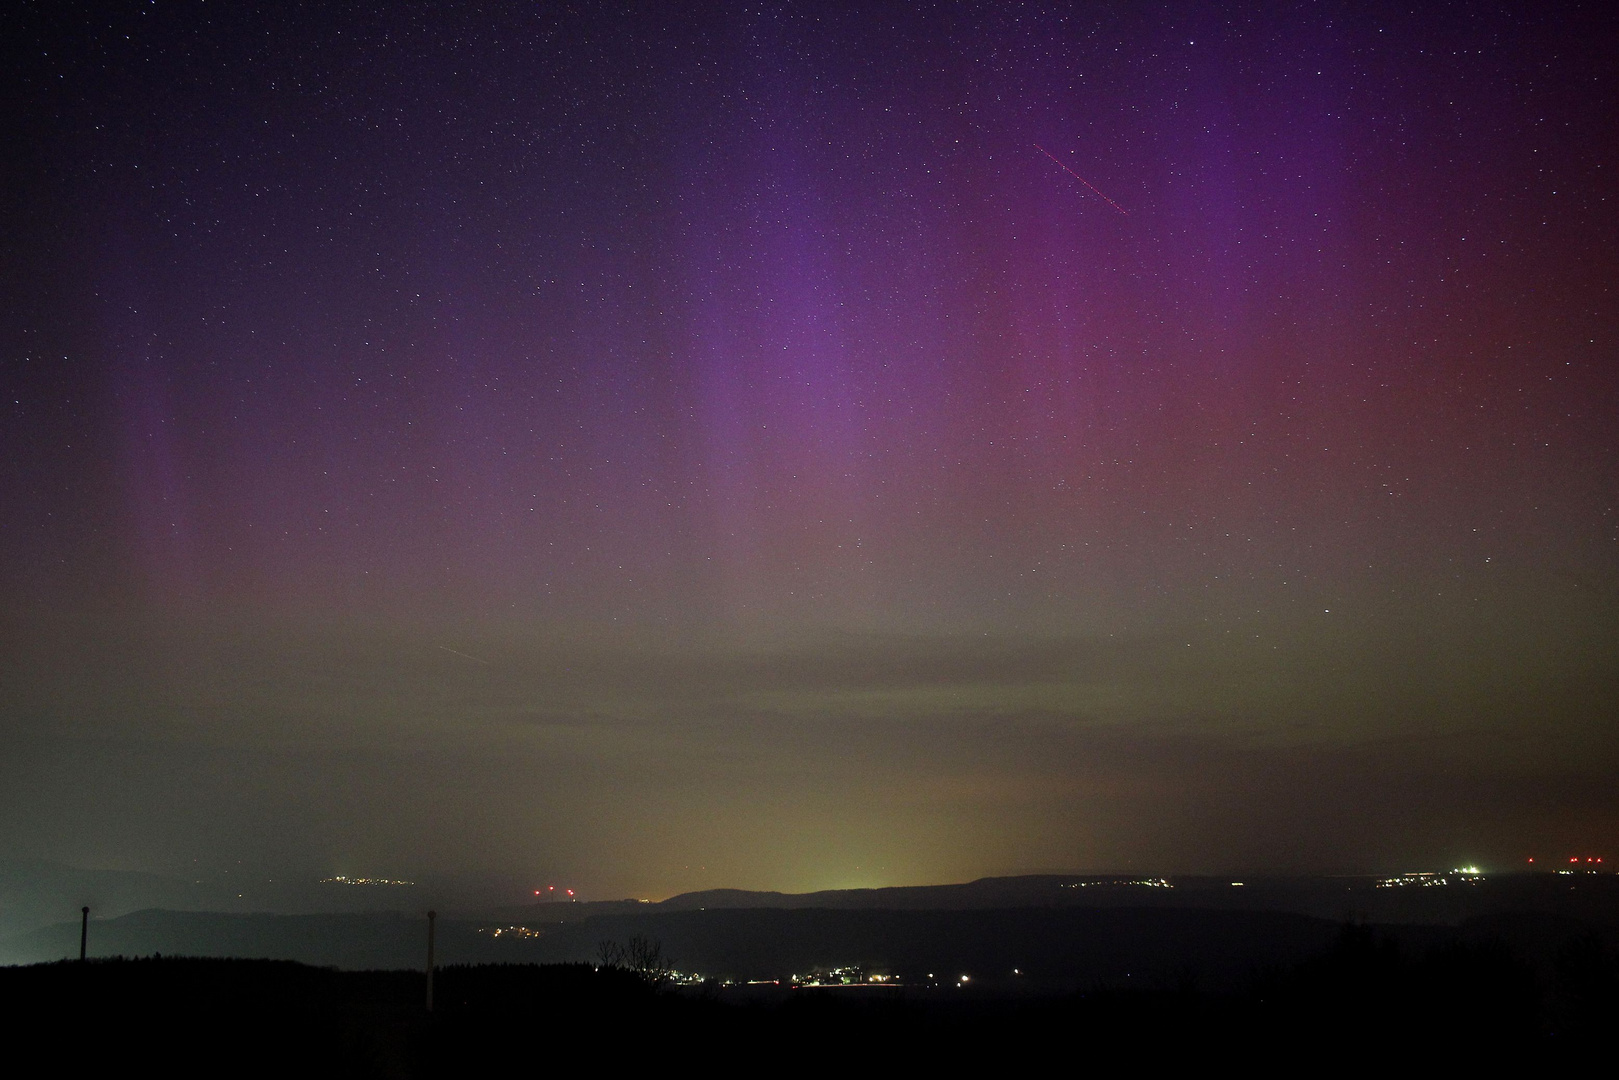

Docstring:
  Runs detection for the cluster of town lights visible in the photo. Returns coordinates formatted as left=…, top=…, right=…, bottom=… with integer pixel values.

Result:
left=1376, top=869, right=1484, bottom=888
left=790, top=966, right=897, bottom=987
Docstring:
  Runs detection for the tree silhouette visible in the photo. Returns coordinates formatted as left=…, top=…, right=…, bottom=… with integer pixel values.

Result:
left=596, top=934, right=676, bottom=986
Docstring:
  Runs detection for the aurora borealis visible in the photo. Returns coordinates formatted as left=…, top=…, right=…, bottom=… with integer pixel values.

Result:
left=2, top=2, right=1615, bottom=900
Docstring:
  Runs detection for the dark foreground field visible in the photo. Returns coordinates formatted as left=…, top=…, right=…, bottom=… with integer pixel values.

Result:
left=3, top=922, right=1614, bottom=1076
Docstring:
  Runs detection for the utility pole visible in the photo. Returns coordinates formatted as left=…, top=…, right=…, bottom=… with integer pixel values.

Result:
left=79, top=907, right=89, bottom=962
left=425, top=910, right=436, bottom=1012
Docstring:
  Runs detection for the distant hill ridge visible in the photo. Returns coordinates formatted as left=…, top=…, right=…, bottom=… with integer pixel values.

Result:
left=659, top=874, right=1187, bottom=909
left=657, top=875, right=1092, bottom=910
left=5, top=872, right=1616, bottom=977
left=492, top=871, right=1619, bottom=928
left=483, top=874, right=1187, bottom=922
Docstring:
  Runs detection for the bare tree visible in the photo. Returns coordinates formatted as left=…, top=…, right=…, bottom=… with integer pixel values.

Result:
left=596, top=934, right=675, bottom=986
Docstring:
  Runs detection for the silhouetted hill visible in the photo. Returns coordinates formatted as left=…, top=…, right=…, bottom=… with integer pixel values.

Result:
left=8, top=872, right=1614, bottom=999
left=3, top=939, right=1612, bottom=1075
left=0, top=859, right=531, bottom=932
left=0, top=909, right=470, bottom=969
left=646, top=872, right=1619, bottom=926
left=8, top=900, right=1612, bottom=996
left=5, top=903, right=1352, bottom=983
left=0, top=858, right=235, bottom=939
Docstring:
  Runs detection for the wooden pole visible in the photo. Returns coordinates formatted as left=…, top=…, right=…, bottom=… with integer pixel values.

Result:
left=79, top=907, right=89, bottom=961
left=425, top=910, right=436, bottom=1012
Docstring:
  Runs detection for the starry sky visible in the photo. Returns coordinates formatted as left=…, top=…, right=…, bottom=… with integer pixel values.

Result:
left=2, top=1, right=1616, bottom=901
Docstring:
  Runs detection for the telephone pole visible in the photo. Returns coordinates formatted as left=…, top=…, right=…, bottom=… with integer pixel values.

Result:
left=79, top=907, right=89, bottom=961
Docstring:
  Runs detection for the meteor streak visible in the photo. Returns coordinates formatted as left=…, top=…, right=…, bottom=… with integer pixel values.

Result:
left=1033, top=143, right=1129, bottom=215
left=438, top=646, right=490, bottom=665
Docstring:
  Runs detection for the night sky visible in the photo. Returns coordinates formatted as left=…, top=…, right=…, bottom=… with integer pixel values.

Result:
left=3, top=2, right=1616, bottom=902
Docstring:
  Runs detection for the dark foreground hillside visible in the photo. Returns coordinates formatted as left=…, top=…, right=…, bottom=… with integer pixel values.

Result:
left=3, top=925, right=1614, bottom=1077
